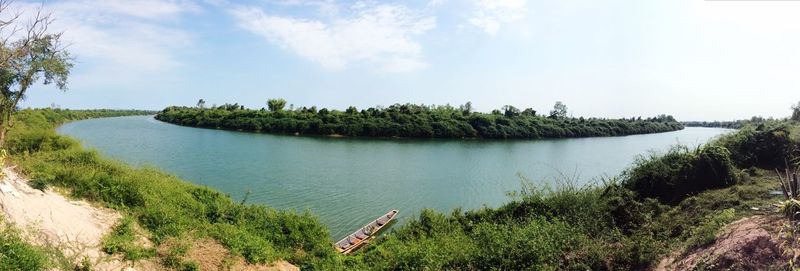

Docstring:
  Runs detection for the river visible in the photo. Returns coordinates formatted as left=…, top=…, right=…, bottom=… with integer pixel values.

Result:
left=58, top=116, right=732, bottom=238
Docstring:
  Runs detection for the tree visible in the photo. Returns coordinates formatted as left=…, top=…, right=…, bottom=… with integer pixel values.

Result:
left=522, top=108, right=536, bottom=116
left=0, top=3, right=73, bottom=145
left=267, top=98, right=287, bottom=112
left=792, top=101, right=800, bottom=121
left=197, top=99, right=206, bottom=108
left=459, top=101, right=473, bottom=115
left=549, top=101, right=568, bottom=119
left=502, top=105, right=520, bottom=117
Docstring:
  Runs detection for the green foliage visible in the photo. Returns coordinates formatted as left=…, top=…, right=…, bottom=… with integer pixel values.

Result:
left=102, top=217, right=156, bottom=261
left=0, top=221, right=49, bottom=271
left=715, top=122, right=799, bottom=168
left=28, top=172, right=53, bottom=191
left=154, top=102, right=683, bottom=139
left=549, top=101, right=568, bottom=119
left=0, top=11, right=74, bottom=145
left=267, top=98, right=287, bottom=112
left=624, top=145, right=738, bottom=204
left=685, top=208, right=736, bottom=249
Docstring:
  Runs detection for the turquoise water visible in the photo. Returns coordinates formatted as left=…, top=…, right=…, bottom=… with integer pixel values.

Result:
left=58, top=116, right=732, bottom=238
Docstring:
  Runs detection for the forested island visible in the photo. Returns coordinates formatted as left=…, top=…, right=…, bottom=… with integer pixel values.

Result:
left=155, top=99, right=683, bottom=139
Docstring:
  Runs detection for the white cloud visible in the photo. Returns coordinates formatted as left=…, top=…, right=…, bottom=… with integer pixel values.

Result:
left=230, top=2, right=435, bottom=72
left=10, top=0, right=197, bottom=83
left=469, top=0, right=527, bottom=35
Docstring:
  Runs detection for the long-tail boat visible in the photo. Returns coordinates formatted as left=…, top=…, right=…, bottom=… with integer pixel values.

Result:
left=335, top=210, right=398, bottom=254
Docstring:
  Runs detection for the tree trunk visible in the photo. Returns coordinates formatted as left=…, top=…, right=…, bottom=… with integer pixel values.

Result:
left=0, top=112, right=8, bottom=148
left=0, top=124, right=6, bottom=148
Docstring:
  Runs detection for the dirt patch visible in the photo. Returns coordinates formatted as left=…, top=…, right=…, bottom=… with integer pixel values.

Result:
left=654, top=215, right=789, bottom=271
left=161, top=237, right=299, bottom=271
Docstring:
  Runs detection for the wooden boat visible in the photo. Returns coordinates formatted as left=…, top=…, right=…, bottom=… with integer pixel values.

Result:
left=335, top=210, right=398, bottom=254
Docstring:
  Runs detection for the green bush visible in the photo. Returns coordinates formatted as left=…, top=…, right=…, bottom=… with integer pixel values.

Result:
left=28, top=172, right=53, bottom=191
left=624, top=145, right=738, bottom=204
left=716, top=123, right=799, bottom=168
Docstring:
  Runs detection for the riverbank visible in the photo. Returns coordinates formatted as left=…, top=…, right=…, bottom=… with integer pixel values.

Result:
left=2, top=109, right=326, bottom=270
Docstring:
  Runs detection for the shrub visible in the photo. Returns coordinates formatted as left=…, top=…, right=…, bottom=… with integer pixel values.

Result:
left=624, top=145, right=738, bottom=204
left=716, top=123, right=799, bottom=168
left=29, top=172, right=54, bottom=191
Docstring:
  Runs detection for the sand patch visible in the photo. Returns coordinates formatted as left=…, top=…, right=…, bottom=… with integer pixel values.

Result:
left=0, top=166, right=139, bottom=270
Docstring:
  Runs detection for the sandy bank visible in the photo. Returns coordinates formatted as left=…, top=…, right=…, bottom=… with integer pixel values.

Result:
left=0, top=166, right=139, bottom=270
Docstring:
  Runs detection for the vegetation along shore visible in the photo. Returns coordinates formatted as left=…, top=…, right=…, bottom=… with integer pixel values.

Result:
left=2, top=107, right=800, bottom=270
left=155, top=99, right=684, bottom=139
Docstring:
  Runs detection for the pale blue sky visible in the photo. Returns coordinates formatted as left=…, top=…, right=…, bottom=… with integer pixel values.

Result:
left=18, top=0, right=800, bottom=120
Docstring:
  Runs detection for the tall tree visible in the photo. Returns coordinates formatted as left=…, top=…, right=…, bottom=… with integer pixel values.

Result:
left=0, top=3, right=73, bottom=145
left=549, top=101, right=568, bottom=119
left=502, top=105, right=520, bottom=117
left=460, top=101, right=472, bottom=115
left=197, top=99, right=206, bottom=108
left=792, top=101, right=800, bottom=121
left=267, top=98, right=287, bottom=112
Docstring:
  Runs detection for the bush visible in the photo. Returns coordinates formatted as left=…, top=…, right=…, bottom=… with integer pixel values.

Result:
left=624, top=145, right=738, bottom=204
left=716, top=123, right=799, bottom=168
left=29, top=172, right=54, bottom=191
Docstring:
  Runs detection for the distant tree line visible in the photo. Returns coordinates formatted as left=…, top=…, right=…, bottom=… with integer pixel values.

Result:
left=154, top=100, right=683, bottom=139
left=685, top=102, right=800, bottom=129
left=684, top=116, right=781, bottom=129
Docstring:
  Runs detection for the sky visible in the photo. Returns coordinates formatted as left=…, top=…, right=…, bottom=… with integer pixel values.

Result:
left=13, top=0, right=800, bottom=121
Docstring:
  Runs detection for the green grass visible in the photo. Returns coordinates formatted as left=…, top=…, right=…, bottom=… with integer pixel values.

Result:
left=101, top=216, right=156, bottom=261
left=0, top=219, right=49, bottom=271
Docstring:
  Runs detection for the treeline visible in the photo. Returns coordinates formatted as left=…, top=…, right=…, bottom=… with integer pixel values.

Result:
left=155, top=100, right=683, bottom=139
left=24, top=108, right=155, bottom=124
left=683, top=116, right=778, bottom=129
